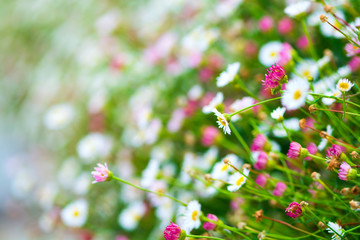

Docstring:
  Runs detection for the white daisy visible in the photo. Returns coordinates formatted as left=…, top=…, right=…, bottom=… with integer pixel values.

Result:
left=60, top=199, right=88, bottom=228
left=202, top=92, right=224, bottom=114
left=188, top=84, right=203, bottom=100
left=43, top=103, right=75, bottom=130
left=77, top=133, right=112, bottom=163
left=211, top=154, right=242, bottom=181
left=284, top=1, right=311, bottom=18
left=258, top=41, right=283, bottom=67
left=270, top=107, right=286, bottom=121
left=294, top=59, right=319, bottom=80
left=216, top=62, right=241, bottom=87
left=326, top=221, right=345, bottom=240
left=118, top=201, right=146, bottom=231
left=281, top=78, right=310, bottom=110
left=227, top=168, right=250, bottom=192
left=140, top=158, right=160, bottom=188
left=322, top=90, right=341, bottom=105
left=320, top=11, right=346, bottom=39
left=213, top=109, right=231, bottom=135
left=177, top=200, right=201, bottom=233
left=336, top=78, right=354, bottom=92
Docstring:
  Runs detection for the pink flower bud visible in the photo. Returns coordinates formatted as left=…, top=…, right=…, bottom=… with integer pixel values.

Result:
left=164, top=222, right=182, bottom=240
left=285, top=202, right=302, bottom=218
left=273, top=182, right=287, bottom=196
left=203, top=214, right=218, bottom=231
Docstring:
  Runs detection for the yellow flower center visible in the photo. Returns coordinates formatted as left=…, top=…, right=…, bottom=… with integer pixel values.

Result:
left=270, top=51, right=277, bottom=57
left=192, top=210, right=198, bottom=221
left=293, top=90, right=302, bottom=100
left=339, top=82, right=349, bottom=90
left=221, top=164, right=228, bottom=171
left=302, top=70, right=310, bottom=77
left=236, top=176, right=245, bottom=186
left=73, top=210, right=79, bottom=217
left=217, top=117, right=227, bottom=126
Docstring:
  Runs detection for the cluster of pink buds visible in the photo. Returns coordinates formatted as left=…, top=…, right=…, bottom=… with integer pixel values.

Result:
left=164, top=222, right=186, bottom=240
left=262, top=63, right=288, bottom=94
left=285, top=202, right=302, bottom=218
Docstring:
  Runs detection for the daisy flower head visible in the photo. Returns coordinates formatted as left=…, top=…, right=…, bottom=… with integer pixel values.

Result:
left=284, top=1, right=311, bottom=18
left=326, top=221, right=345, bottom=240
left=216, top=62, right=240, bottom=87
left=270, top=107, right=286, bottom=121
left=91, top=163, right=112, bottom=184
left=258, top=41, right=283, bottom=67
left=262, top=63, right=288, bottom=94
left=227, top=167, right=250, bottom=192
left=178, top=200, right=202, bottom=233
left=203, top=213, right=218, bottom=231
left=281, top=78, right=310, bottom=110
left=43, top=103, right=75, bottom=130
left=164, top=222, right=185, bottom=240
left=60, top=199, right=88, bottom=228
left=285, top=202, right=302, bottom=218
left=336, top=78, right=354, bottom=92
left=338, top=162, right=357, bottom=181
left=118, top=201, right=146, bottom=230
left=213, top=109, right=231, bottom=135
left=202, top=92, right=224, bottom=114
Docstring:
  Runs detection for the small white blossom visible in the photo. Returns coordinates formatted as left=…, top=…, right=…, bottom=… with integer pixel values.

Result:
left=227, top=168, right=250, bottom=192
left=202, top=92, right=224, bottom=114
left=284, top=1, right=311, bottom=18
left=60, top=199, right=88, bottom=228
left=281, top=78, right=310, bottom=110
left=326, top=221, right=345, bottom=240
left=177, top=200, right=201, bottom=233
left=216, top=62, right=240, bottom=87
left=213, top=109, right=231, bottom=135
left=270, top=107, right=286, bottom=121
left=336, top=78, right=354, bottom=92
left=258, top=41, right=283, bottom=67
left=43, top=103, right=75, bottom=130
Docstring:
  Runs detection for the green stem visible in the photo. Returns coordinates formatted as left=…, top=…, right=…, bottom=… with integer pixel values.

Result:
left=307, top=153, right=326, bottom=162
left=229, top=122, right=252, bottom=160
left=301, top=19, right=318, bottom=60
left=112, top=176, right=187, bottom=206
left=346, top=224, right=360, bottom=233
left=281, top=121, right=292, bottom=142
left=343, top=92, right=346, bottom=119
left=186, top=235, right=224, bottom=240
left=310, top=93, right=360, bottom=109
left=229, top=97, right=282, bottom=117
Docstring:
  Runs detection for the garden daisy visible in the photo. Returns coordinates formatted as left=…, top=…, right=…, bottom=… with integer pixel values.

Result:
left=202, top=92, right=224, bottom=114
left=211, top=154, right=242, bottom=180
left=258, top=41, right=283, bottom=66
left=43, top=103, right=75, bottom=130
left=281, top=78, right=310, bottom=110
left=294, top=59, right=318, bottom=80
left=77, top=133, right=112, bottom=162
left=216, top=62, right=240, bottom=87
left=60, top=199, right=88, bottom=228
left=336, top=78, right=354, bottom=92
left=227, top=168, right=250, bottom=192
left=118, top=201, right=146, bottom=231
left=178, top=200, right=202, bottom=233
left=270, top=107, right=286, bottom=121
left=326, top=221, right=345, bottom=240
left=213, top=109, right=231, bottom=135
left=284, top=1, right=311, bottom=18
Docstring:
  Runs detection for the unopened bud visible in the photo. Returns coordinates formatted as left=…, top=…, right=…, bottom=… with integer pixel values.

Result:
left=318, top=221, right=326, bottom=229
left=223, top=157, right=230, bottom=164
left=243, top=164, right=251, bottom=170
left=324, top=49, right=333, bottom=58
left=204, top=174, right=212, bottom=181
left=311, top=172, right=321, bottom=181
left=351, top=185, right=360, bottom=195
left=308, top=105, right=317, bottom=113
left=300, top=201, right=309, bottom=207
left=320, top=131, right=328, bottom=138
left=237, top=222, right=246, bottom=230
left=254, top=209, right=264, bottom=222
left=351, top=151, right=359, bottom=159
left=320, top=14, right=328, bottom=23
left=340, top=187, right=350, bottom=195
left=349, top=200, right=360, bottom=210
left=299, top=118, right=306, bottom=130
left=324, top=5, right=333, bottom=13
left=258, top=231, right=266, bottom=240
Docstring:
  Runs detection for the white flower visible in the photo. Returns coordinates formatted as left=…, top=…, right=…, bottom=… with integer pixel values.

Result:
left=326, top=221, right=345, bottom=240
left=177, top=200, right=201, bottom=233
left=211, top=154, right=242, bottom=181
left=258, top=41, right=283, bottom=66
left=322, top=90, right=341, bottom=105
left=77, top=133, right=112, bottom=163
left=336, top=78, right=354, bottom=92
left=140, top=158, right=160, bottom=188
left=148, top=180, right=168, bottom=206
left=199, top=147, right=219, bottom=171
left=60, top=199, right=88, bottom=228
left=213, top=109, right=231, bottom=135
left=320, top=11, right=346, bottom=39
left=188, top=85, right=203, bottom=100
left=216, top=62, right=240, bottom=87
left=202, top=92, right=224, bottom=114
left=227, top=168, right=250, bottom=192
left=294, top=59, right=319, bottom=80
left=270, top=107, right=286, bottom=120
left=118, top=201, right=146, bottom=231
left=43, top=103, right=75, bottom=130
left=215, top=0, right=243, bottom=18
left=284, top=1, right=311, bottom=18
left=182, top=26, right=219, bottom=53
left=273, top=118, right=300, bottom=138
left=318, top=125, right=333, bottom=151
left=229, top=97, right=256, bottom=121
left=281, top=78, right=310, bottom=110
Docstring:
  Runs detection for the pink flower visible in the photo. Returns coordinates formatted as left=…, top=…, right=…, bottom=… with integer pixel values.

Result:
left=251, top=134, right=267, bottom=151
left=203, top=214, right=218, bottom=231
left=230, top=197, right=244, bottom=210
left=167, top=109, right=186, bottom=133
left=305, top=143, right=317, bottom=160
left=277, top=17, right=294, bottom=34
left=278, top=43, right=292, bottom=66
left=258, top=16, right=274, bottom=32
left=273, top=182, right=287, bottom=196
left=296, top=35, right=309, bottom=50
left=326, top=145, right=345, bottom=158
left=345, top=42, right=360, bottom=57
left=287, top=142, right=302, bottom=159
left=348, top=56, right=360, bottom=72
left=199, top=68, right=214, bottom=82
left=338, top=162, right=351, bottom=181
left=256, top=174, right=268, bottom=188
left=201, top=126, right=220, bottom=146
left=164, top=222, right=182, bottom=240
left=262, top=63, right=287, bottom=90
left=254, top=151, right=268, bottom=170
left=285, top=202, right=302, bottom=218
left=91, top=163, right=112, bottom=184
